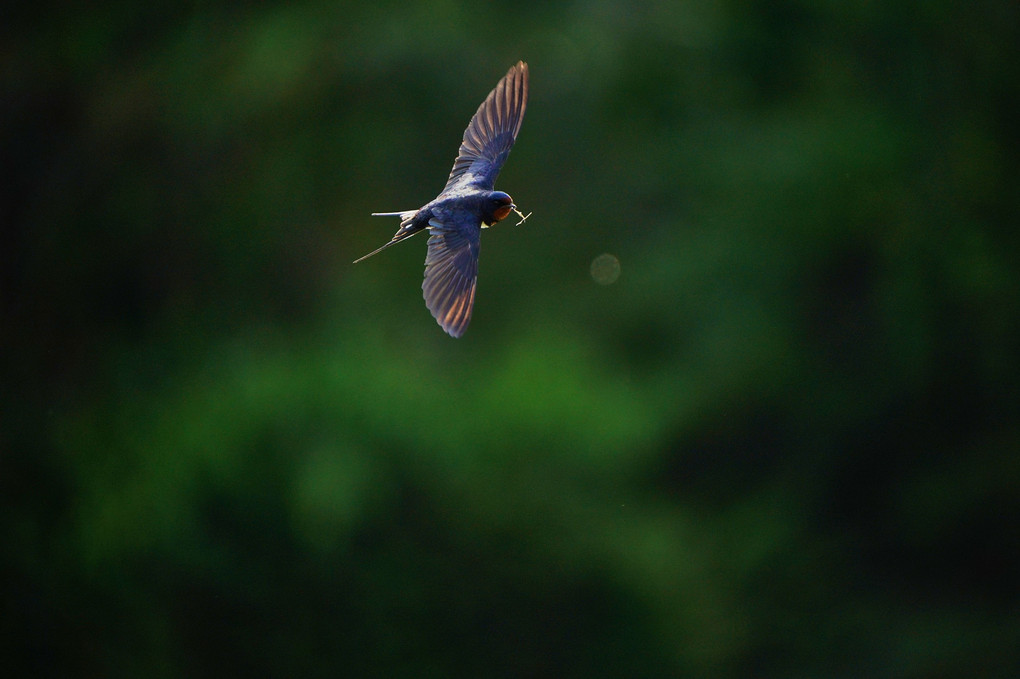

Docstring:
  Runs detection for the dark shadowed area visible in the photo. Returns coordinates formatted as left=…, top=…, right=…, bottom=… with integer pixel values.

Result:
left=3, top=1, right=1019, bottom=677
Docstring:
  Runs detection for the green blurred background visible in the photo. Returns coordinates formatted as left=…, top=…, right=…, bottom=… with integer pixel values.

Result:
left=4, top=1, right=1019, bottom=676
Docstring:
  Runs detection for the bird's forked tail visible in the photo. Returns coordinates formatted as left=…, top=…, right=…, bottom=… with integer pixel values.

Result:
left=353, top=210, right=421, bottom=263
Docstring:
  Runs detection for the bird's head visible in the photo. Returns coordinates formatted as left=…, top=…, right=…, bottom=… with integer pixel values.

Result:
left=483, top=191, right=515, bottom=226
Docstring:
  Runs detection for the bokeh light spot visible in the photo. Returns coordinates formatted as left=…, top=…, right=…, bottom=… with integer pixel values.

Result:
left=590, top=253, right=621, bottom=285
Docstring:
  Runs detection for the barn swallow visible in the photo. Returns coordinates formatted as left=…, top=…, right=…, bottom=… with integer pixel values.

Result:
left=354, top=61, right=530, bottom=337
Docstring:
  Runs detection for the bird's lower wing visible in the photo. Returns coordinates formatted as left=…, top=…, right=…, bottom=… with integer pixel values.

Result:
left=422, top=217, right=481, bottom=338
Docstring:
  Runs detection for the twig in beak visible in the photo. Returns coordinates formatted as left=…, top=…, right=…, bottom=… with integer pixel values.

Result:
left=512, top=206, right=532, bottom=226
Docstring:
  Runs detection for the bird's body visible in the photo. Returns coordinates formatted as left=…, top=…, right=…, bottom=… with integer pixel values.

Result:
left=355, top=61, right=529, bottom=337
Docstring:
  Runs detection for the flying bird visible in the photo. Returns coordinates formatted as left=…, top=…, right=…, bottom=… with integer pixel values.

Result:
left=354, top=61, right=530, bottom=337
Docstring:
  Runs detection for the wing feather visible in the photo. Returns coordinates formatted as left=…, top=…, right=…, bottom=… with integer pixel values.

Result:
left=422, top=219, right=481, bottom=337
left=442, top=61, right=529, bottom=193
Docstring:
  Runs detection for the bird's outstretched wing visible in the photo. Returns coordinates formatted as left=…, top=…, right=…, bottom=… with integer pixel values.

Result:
left=421, top=218, right=480, bottom=337
left=442, top=61, right=529, bottom=194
